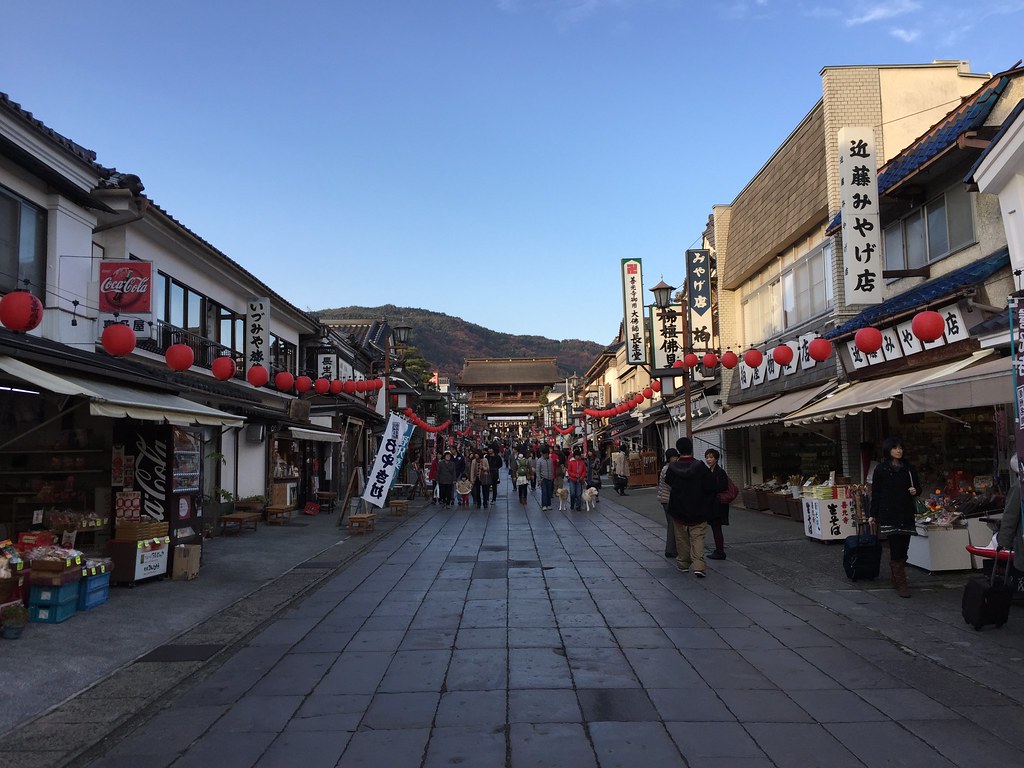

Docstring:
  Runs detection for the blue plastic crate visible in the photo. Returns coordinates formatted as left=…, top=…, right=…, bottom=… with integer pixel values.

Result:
left=29, top=581, right=79, bottom=607
left=79, top=572, right=110, bottom=596
left=77, top=582, right=109, bottom=611
left=29, top=600, right=76, bottom=623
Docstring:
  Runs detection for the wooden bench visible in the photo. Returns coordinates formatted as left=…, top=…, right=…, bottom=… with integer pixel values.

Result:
left=265, top=505, right=291, bottom=525
left=347, top=512, right=377, bottom=534
left=220, top=511, right=260, bottom=535
left=316, top=491, right=337, bottom=514
left=388, top=499, right=410, bottom=517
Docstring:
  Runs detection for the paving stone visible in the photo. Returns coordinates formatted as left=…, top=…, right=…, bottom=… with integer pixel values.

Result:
left=509, top=722, right=596, bottom=768
left=509, top=648, right=573, bottom=689
left=335, top=728, right=430, bottom=768
left=665, top=721, right=767, bottom=758
left=589, top=721, right=682, bottom=767
left=740, top=648, right=843, bottom=691
left=684, top=648, right=777, bottom=690
left=97, top=704, right=230, bottom=758
left=359, top=613, right=413, bottom=631
left=743, top=722, right=863, bottom=767
left=248, top=616, right=322, bottom=647
left=508, top=689, right=583, bottom=723
left=314, top=651, right=392, bottom=695
left=560, top=625, right=618, bottom=648
left=566, top=646, right=640, bottom=688
left=957, top=704, right=1024, bottom=750
left=423, top=724, right=507, bottom=768
left=290, top=629, right=355, bottom=654
left=456, top=627, right=507, bottom=648
left=248, top=653, right=335, bottom=696
left=288, top=693, right=371, bottom=732
left=169, top=730, right=277, bottom=768
left=446, top=647, right=508, bottom=691
left=662, top=627, right=728, bottom=649
left=576, top=688, right=658, bottom=721
left=901, top=717, right=1024, bottom=764
left=716, top=689, right=813, bottom=723
left=361, top=691, right=439, bottom=729
left=344, top=628, right=406, bottom=652
left=399, top=628, right=457, bottom=650
left=508, top=626, right=562, bottom=648
left=610, top=627, right=674, bottom=648
left=716, top=626, right=787, bottom=651
left=855, top=688, right=960, bottom=721
left=621, top=647, right=705, bottom=689
left=461, top=599, right=509, bottom=628
left=794, top=645, right=896, bottom=689
left=435, top=690, right=507, bottom=728
left=826, top=721, right=958, bottom=766
left=377, top=649, right=451, bottom=693
left=788, top=689, right=889, bottom=723
left=646, top=687, right=735, bottom=722
left=253, top=730, right=352, bottom=768
left=210, top=694, right=304, bottom=732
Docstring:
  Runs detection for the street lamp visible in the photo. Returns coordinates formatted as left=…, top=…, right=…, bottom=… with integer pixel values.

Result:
left=650, top=280, right=692, bottom=439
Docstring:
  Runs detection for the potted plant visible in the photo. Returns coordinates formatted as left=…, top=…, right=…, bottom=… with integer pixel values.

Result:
left=1, top=603, right=29, bottom=639
left=202, top=488, right=234, bottom=536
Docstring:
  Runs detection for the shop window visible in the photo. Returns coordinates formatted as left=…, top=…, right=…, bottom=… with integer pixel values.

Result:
left=883, top=183, right=975, bottom=272
left=0, top=184, right=46, bottom=296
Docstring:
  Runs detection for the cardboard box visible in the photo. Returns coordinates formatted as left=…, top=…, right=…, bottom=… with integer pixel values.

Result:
left=172, top=544, right=201, bottom=581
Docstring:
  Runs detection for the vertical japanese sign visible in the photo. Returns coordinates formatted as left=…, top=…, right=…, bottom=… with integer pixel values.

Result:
left=361, top=413, right=416, bottom=508
left=650, top=303, right=684, bottom=369
left=317, top=353, right=337, bottom=380
left=621, top=259, right=648, bottom=365
left=98, top=260, right=154, bottom=340
left=1013, top=299, right=1024, bottom=508
left=245, top=297, right=271, bottom=374
left=685, top=249, right=714, bottom=352
left=838, top=127, right=883, bottom=305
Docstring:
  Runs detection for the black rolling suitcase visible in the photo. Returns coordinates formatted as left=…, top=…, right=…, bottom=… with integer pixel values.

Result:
left=843, top=523, right=881, bottom=581
left=962, top=552, right=1014, bottom=630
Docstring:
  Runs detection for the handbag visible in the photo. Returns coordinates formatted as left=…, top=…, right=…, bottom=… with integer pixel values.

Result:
left=718, top=477, right=739, bottom=505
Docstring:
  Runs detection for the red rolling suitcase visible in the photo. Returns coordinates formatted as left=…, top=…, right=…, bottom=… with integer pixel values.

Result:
left=961, top=550, right=1014, bottom=630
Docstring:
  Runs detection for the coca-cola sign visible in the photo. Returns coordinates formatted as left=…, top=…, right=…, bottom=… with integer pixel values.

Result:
left=98, top=261, right=153, bottom=313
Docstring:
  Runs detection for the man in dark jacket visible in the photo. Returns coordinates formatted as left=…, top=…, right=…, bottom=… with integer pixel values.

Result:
left=665, top=437, right=723, bottom=577
left=486, top=444, right=503, bottom=504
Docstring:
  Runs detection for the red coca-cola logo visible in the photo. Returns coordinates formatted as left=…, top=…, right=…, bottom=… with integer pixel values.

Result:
left=99, top=262, right=152, bottom=313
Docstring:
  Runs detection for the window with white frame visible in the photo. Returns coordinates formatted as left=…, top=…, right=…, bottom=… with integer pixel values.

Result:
left=883, top=182, right=974, bottom=271
left=741, top=279, right=781, bottom=344
left=782, top=241, right=832, bottom=329
left=0, top=184, right=46, bottom=296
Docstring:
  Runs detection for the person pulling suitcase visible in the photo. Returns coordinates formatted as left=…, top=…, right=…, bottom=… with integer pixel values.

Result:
left=867, top=436, right=919, bottom=598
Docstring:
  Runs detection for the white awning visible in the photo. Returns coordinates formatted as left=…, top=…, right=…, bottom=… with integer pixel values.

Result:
left=693, top=396, right=778, bottom=434
left=288, top=426, right=342, bottom=443
left=720, top=380, right=838, bottom=430
left=0, top=356, right=244, bottom=428
left=784, top=353, right=989, bottom=426
left=901, top=353, right=1011, bottom=413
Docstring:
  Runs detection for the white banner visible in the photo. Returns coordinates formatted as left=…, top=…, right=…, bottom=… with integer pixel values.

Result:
left=650, top=303, right=684, bottom=369
left=361, top=413, right=416, bottom=509
left=621, top=258, right=648, bottom=365
left=838, top=127, right=883, bottom=305
left=245, top=297, right=271, bottom=373
left=317, top=353, right=338, bottom=380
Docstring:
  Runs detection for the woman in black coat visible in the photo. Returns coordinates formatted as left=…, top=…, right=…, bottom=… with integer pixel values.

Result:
left=868, top=436, right=919, bottom=597
left=703, top=449, right=731, bottom=560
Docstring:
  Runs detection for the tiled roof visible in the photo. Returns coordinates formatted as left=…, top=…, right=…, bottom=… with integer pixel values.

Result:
left=0, top=90, right=109, bottom=172
left=825, top=247, right=1009, bottom=339
left=456, top=358, right=562, bottom=386
left=965, top=97, right=1024, bottom=185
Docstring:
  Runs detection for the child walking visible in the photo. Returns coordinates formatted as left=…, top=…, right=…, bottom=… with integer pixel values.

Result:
left=456, top=474, right=473, bottom=508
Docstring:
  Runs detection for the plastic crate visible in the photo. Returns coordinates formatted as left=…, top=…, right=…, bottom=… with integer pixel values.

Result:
left=78, top=572, right=110, bottom=611
left=29, top=599, right=76, bottom=623
left=29, top=581, right=79, bottom=607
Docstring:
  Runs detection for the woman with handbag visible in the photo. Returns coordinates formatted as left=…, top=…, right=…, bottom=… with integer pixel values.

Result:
left=868, top=436, right=919, bottom=597
left=704, top=448, right=736, bottom=560
left=515, top=453, right=531, bottom=504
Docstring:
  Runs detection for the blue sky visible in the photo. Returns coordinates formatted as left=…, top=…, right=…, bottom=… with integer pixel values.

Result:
left=2, top=1, right=1023, bottom=344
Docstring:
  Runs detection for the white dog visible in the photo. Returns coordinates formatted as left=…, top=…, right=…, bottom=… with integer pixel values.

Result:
left=582, top=486, right=600, bottom=512
left=555, top=487, right=569, bottom=511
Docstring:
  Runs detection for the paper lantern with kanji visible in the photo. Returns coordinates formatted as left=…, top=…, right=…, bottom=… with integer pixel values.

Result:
left=211, top=356, right=237, bottom=381
left=743, top=349, right=763, bottom=368
left=854, top=327, right=883, bottom=354
left=247, top=365, right=269, bottom=387
left=313, top=377, right=330, bottom=394
left=329, top=379, right=343, bottom=395
left=721, top=351, right=738, bottom=369
left=702, top=352, right=718, bottom=369
left=772, top=345, right=794, bottom=366
left=274, top=371, right=295, bottom=392
left=101, top=323, right=136, bottom=356
left=911, top=310, right=945, bottom=343
left=808, top=337, right=832, bottom=362
left=295, top=375, right=312, bottom=393
left=165, top=343, right=194, bottom=372
left=0, top=291, right=43, bottom=332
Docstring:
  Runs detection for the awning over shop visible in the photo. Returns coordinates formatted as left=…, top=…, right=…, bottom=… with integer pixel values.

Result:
left=693, top=396, right=779, bottom=434
left=721, top=380, right=838, bottom=430
left=288, top=426, right=343, bottom=443
left=0, top=356, right=244, bottom=428
left=901, top=353, right=1011, bottom=414
left=784, top=353, right=989, bottom=426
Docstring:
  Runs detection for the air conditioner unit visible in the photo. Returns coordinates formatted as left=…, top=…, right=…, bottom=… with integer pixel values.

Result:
left=244, top=424, right=265, bottom=443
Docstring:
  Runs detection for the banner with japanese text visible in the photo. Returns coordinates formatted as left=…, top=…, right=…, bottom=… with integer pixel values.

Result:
left=685, top=249, right=714, bottom=352
left=361, top=413, right=416, bottom=508
left=650, top=303, right=684, bottom=369
left=838, top=127, right=883, bottom=305
left=621, top=258, right=648, bottom=365
left=245, top=297, right=271, bottom=374
left=1013, top=299, right=1024, bottom=510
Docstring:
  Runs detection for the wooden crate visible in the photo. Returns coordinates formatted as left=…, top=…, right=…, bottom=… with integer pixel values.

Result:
left=768, top=493, right=791, bottom=516
left=347, top=513, right=376, bottom=534
left=741, top=488, right=770, bottom=511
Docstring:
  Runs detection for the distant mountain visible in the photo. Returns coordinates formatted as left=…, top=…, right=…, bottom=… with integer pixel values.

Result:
left=317, top=305, right=608, bottom=380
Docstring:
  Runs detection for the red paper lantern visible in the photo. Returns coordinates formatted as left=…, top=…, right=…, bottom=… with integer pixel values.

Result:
left=313, top=377, right=330, bottom=394
left=642, top=387, right=654, bottom=400
left=211, top=356, right=237, bottom=381
left=246, top=365, right=269, bottom=387
left=165, top=343, right=194, bottom=372
left=721, top=351, right=738, bottom=369
left=101, top=323, right=136, bottom=356
left=0, top=291, right=43, bottom=332
left=772, top=345, right=794, bottom=366
left=274, top=371, right=295, bottom=391
left=808, top=337, right=832, bottom=362
left=702, top=352, right=719, bottom=369
left=854, top=327, right=883, bottom=354
left=633, top=395, right=644, bottom=407
left=354, top=379, right=367, bottom=393
left=329, top=379, right=344, bottom=395
left=911, top=310, right=945, bottom=343
left=343, top=379, right=357, bottom=394
left=743, top=349, right=763, bottom=368
left=650, top=380, right=662, bottom=392
left=684, top=353, right=699, bottom=368
left=295, top=375, right=312, bottom=393
left=672, top=359, right=685, bottom=369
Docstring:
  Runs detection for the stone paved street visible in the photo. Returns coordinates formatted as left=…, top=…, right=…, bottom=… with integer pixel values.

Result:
left=9, top=470, right=1024, bottom=768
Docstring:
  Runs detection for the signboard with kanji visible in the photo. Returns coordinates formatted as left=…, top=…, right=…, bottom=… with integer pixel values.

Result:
left=245, top=297, right=271, bottom=374
left=838, top=127, right=883, bottom=305
left=621, top=259, right=648, bottom=365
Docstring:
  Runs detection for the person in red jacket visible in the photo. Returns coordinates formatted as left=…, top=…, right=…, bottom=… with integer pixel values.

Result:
left=566, top=448, right=588, bottom=511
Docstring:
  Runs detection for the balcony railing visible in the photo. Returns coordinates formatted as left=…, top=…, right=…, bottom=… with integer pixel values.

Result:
left=139, top=321, right=244, bottom=375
